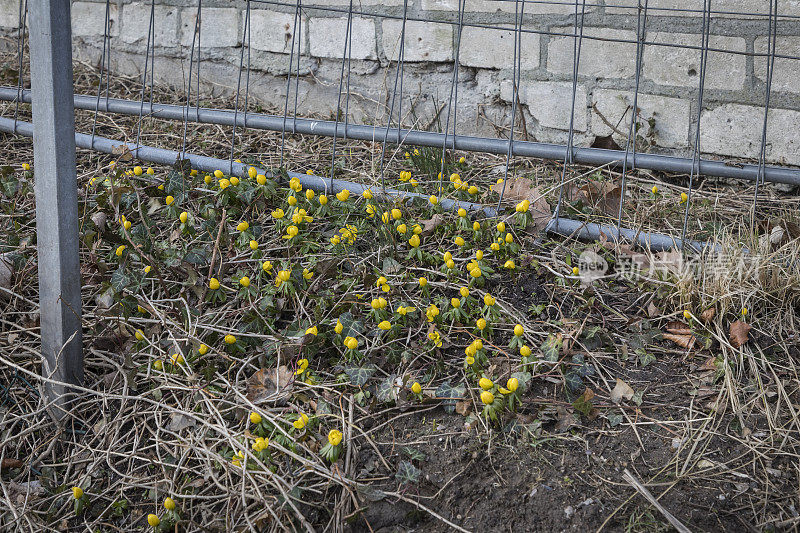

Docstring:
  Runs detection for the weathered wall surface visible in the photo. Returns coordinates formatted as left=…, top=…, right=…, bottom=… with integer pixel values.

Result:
left=2, top=0, right=800, bottom=164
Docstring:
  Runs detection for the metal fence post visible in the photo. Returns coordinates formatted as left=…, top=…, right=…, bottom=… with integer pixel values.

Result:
left=28, top=0, right=83, bottom=416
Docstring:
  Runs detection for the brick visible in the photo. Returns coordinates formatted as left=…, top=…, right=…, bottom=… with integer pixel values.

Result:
left=249, top=10, right=307, bottom=54
left=180, top=7, right=239, bottom=48
left=754, top=36, right=800, bottom=94
left=502, top=80, right=588, bottom=132
left=591, top=89, right=690, bottom=148
left=699, top=103, right=800, bottom=165
left=606, top=0, right=800, bottom=17
left=0, top=0, right=19, bottom=28
left=548, top=27, right=637, bottom=79
left=72, top=2, right=119, bottom=37
left=459, top=26, right=539, bottom=69
left=121, top=3, right=179, bottom=47
left=309, top=17, right=376, bottom=60
left=420, top=0, right=598, bottom=14
left=643, top=34, right=746, bottom=91
left=382, top=20, right=452, bottom=62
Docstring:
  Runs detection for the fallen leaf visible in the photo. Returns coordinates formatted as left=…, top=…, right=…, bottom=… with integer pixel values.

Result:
left=111, top=143, right=133, bottom=161
left=610, top=378, right=635, bottom=404
left=665, top=321, right=692, bottom=335
left=663, top=332, right=697, bottom=350
left=555, top=406, right=577, bottom=432
left=168, top=412, right=196, bottom=432
left=699, top=355, right=718, bottom=371
left=1, top=459, right=22, bottom=469
left=247, top=366, right=294, bottom=404
left=421, top=213, right=445, bottom=236
left=700, top=307, right=716, bottom=323
left=0, top=254, right=12, bottom=292
left=729, top=321, right=751, bottom=348
left=591, top=134, right=622, bottom=151
left=455, top=399, right=472, bottom=416
left=646, top=301, right=660, bottom=318
left=490, top=177, right=551, bottom=230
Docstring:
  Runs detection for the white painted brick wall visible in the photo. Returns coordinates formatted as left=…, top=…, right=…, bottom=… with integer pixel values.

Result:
left=180, top=7, right=240, bottom=48
left=420, top=0, right=599, bottom=14
left=0, top=0, right=19, bottom=28
left=700, top=104, right=800, bottom=165
left=754, top=37, right=800, bottom=94
left=548, top=27, right=637, bottom=79
left=250, top=10, right=307, bottom=54
left=643, top=34, right=746, bottom=91
left=72, top=2, right=119, bottom=37
left=502, top=80, right=588, bottom=132
left=309, top=0, right=406, bottom=5
left=382, top=20, right=453, bottom=62
left=309, top=17, right=377, bottom=60
left=459, top=26, right=539, bottom=69
left=591, top=89, right=690, bottom=148
left=121, top=3, right=179, bottom=48
left=606, top=0, right=800, bottom=17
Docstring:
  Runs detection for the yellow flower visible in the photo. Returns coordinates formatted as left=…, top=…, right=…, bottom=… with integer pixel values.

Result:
left=476, top=318, right=487, bottom=330
left=459, top=286, right=469, bottom=298
left=144, top=265, right=152, bottom=274
left=680, top=192, right=688, bottom=204
left=231, top=451, right=244, bottom=467
left=520, top=345, right=531, bottom=357
left=458, top=208, right=467, bottom=218
left=504, top=260, right=516, bottom=270
left=419, top=277, right=428, bottom=288
left=250, top=411, right=262, bottom=424
left=475, top=250, right=484, bottom=261
left=146, top=167, right=154, bottom=175
left=284, top=225, right=299, bottom=240
left=209, top=277, right=220, bottom=290
left=153, top=360, right=163, bottom=370
left=289, top=177, right=302, bottom=192
left=164, top=497, right=176, bottom=511
left=305, top=325, right=318, bottom=336
left=170, top=353, right=184, bottom=366
left=115, top=245, right=126, bottom=257
left=271, top=208, right=285, bottom=220
left=224, top=334, right=237, bottom=345
left=473, top=221, right=481, bottom=231
left=429, top=195, right=438, bottom=205
left=257, top=174, right=267, bottom=185
left=204, top=174, right=212, bottom=184
left=334, top=320, right=344, bottom=334
left=505, top=232, right=514, bottom=244
left=408, top=234, right=420, bottom=248
left=239, top=276, right=251, bottom=287
left=479, top=377, right=493, bottom=390
left=179, top=211, right=188, bottom=224
left=133, top=166, right=143, bottom=176
left=306, top=169, right=314, bottom=175
left=287, top=195, right=297, bottom=206
left=376, top=276, right=388, bottom=287
left=248, top=166, right=257, bottom=179
left=651, top=185, right=658, bottom=195
left=303, top=268, right=314, bottom=280
left=410, top=179, right=419, bottom=187
left=490, top=242, right=500, bottom=252
left=741, top=307, right=748, bottom=317
left=277, top=270, right=291, bottom=282
left=362, top=189, right=373, bottom=199
left=514, top=324, right=524, bottom=337
left=230, top=177, right=240, bottom=186
left=344, top=336, right=358, bottom=350
left=22, top=163, right=30, bottom=171
left=459, top=156, right=466, bottom=164
left=391, top=208, right=402, bottom=220
left=147, top=514, right=160, bottom=527
left=455, top=236, right=465, bottom=246
left=465, top=356, right=475, bottom=365
left=293, top=413, right=309, bottom=430
left=165, top=195, right=175, bottom=206
left=516, top=199, right=530, bottom=213
left=470, top=267, right=482, bottom=278
left=480, top=391, right=494, bottom=405
left=262, top=261, right=273, bottom=272
left=413, top=224, right=423, bottom=235
left=381, top=211, right=390, bottom=224
left=71, top=487, right=83, bottom=499
left=252, top=437, right=269, bottom=451
left=336, top=189, right=350, bottom=202
left=249, top=240, right=259, bottom=251
left=219, top=178, right=230, bottom=189
left=214, top=170, right=224, bottom=179
left=123, top=219, right=132, bottom=230
left=411, top=382, right=422, bottom=394
left=198, top=344, right=209, bottom=355
left=426, top=304, right=439, bottom=322
left=319, top=194, right=328, bottom=205
left=305, top=188, right=315, bottom=200
left=378, top=320, right=391, bottom=331
left=507, top=378, right=519, bottom=392
left=237, top=221, right=249, bottom=232
left=572, top=266, right=579, bottom=276
left=328, top=429, right=343, bottom=446
left=497, top=221, right=506, bottom=233
left=296, top=358, right=309, bottom=375
left=483, top=294, right=496, bottom=306
left=683, top=309, right=692, bottom=320
left=445, top=259, right=455, bottom=269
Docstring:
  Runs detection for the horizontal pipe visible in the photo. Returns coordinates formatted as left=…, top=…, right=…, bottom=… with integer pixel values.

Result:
left=3, top=87, right=800, bottom=186
left=0, top=116, right=710, bottom=251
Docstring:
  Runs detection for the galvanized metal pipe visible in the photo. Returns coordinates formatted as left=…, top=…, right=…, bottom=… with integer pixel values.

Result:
left=0, top=116, right=710, bottom=251
left=3, top=86, right=800, bottom=186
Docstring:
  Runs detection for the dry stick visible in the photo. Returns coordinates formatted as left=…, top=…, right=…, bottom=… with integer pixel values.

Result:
left=622, top=469, right=692, bottom=533
left=208, top=208, right=227, bottom=280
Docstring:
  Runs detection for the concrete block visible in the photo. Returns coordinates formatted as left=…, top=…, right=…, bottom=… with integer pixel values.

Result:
left=591, top=89, right=690, bottom=148
left=420, top=0, right=598, bottom=14
left=72, top=2, right=119, bottom=37
left=121, top=3, right=179, bottom=47
left=754, top=36, right=800, bottom=93
left=606, top=0, right=800, bottom=17
left=180, top=7, right=240, bottom=48
left=309, top=17, right=376, bottom=60
left=382, top=19, right=453, bottom=62
left=502, top=80, right=588, bottom=132
left=249, top=10, right=307, bottom=54
left=459, top=25, right=539, bottom=69
left=548, top=27, right=637, bottom=79
left=700, top=103, right=800, bottom=165
left=643, top=34, right=746, bottom=91
left=308, top=0, right=406, bottom=5
left=0, top=0, right=19, bottom=28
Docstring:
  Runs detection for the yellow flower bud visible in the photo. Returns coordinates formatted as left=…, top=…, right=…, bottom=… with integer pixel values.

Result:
left=250, top=411, right=262, bottom=425
left=429, top=195, right=438, bottom=205
left=497, top=221, right=506, bottom=233
left=135, top=329, right=145, bottom=341
left=476, top=250, right=484, bottom=261
left=473, top=221, right=481, bottom=231
left=683, top=309, right=692, bottom=320
left=344, top=336, right=358, bottom=350
left=336, top=189, right=350, bottom=202
left=514, top=324, right=524, bottom=337
left=257, top=174, right=267, bottom=185
left=411, top=382, right=422, bottom=394
left=224, top=334, right=237, bottom=345
left=520, top=345, right=531, bottom=357
left=451, top=297, right=461, bottom=308
left=306, top=325, right=318, bottom=336
left=230, top=177, right=240, bottom=186
left=287, top=195, right=297, bottom=206
left=319, top=194, right=328, bottom=205
left=479, top=377, right=494, bottom=390
left=306, top=188, right=315, bottom=200
left=460, top=286, right=469, bottom=298
left=198, top=344, right=209, bottom=355
left=378, top=320, right=391, bottom=331
left=391, top=208, right=402, bottom=220
left=71, top=487, right=83, bottom=499
left=249, top=240, right=259, bottom=251
left=455, top=236, right=465, bottom=246
left=419, top=277, right=428, bottom=287
left=362, top=188, right=373, bottom=199
left=115, top=245, right=126, bottom=257
left=397, top=223, right=407, bottom=234
left=237, top=221, right=249, bottom=232
left=165, top=195, right=174, bottom=206
left=239, top=276, right=250, bottom=287
left=408, top=234, right=420, bottom=248
left=328, top=429, right=343, bottom=446
left=147, top=514, right=160, bottom=527
left=214, top=170, right=224, bottom=179
left=209, top=278, right=220, bottom=290
left=335, top=320, right=344, bottom=334
left=476, top=318, right=487, bottom=330
left=480, top=391, right=494, bottom=405
left=507, top=377, right=519, bottom=392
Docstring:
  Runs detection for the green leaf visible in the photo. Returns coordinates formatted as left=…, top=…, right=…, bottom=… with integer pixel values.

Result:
left=541, top=333, right=562, bottom=362
left=637, top=348, right=656, bottom=367
left=344, top=364, right=376, bottom=388
left=564, top=371, right=583, bottom=393
left=402, top=447, right=426, bottom=461
left=435, top=381, right=465, bottom=413
left=395, top=460, right=420, bottom=486
left=337, top=312, right=364, bottom=338
left=607, top=411, right=623, bottom=427
left=183, top=247, right=209, bottom=265
left=511, top=371, right=532, bottom=392
left=375, top=375, right=398, bottom=404
left=110, top=267, right=131, bottom=292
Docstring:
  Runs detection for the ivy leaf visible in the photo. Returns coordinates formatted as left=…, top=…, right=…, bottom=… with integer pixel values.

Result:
left=607, top=410, right=623, bottom=427
left=435, top=381, right=465, bottom=413
left=637, top=348, right=656, bottom=367
left=510, top=371, right=532, bottom=392
left=564, top=370, right=583, bottom=393
left=337, top=312, right=364, bottom=338
left=344, top=364, right=376, bottom=388
left=110, top=267, right=131, bottom=293
left=395, top=460, right=420, bottom=486
left=402, top=447, right=426, bottom=461
left=183, top=247, right=209, bottom=266
left=541, top=333, right=562, bottom=362
left=375, top=375, right=399, bottom=404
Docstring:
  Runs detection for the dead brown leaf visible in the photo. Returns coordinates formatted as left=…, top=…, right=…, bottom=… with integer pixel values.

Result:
left=111, top=144, right=133, bottom=161
left=646, top=301, right=660, bottom=318
left=700, top=307, right=716, bottom=323
left=729, top=321, right=751, bottom=348
left=246, top=366, right=294, bottom=404
left=1, top=459, right=22, bottom=469
left=610, top=378, right=635, bottom=404
left=666, top=321, right=692, bottom=335
left=455, top=399, right=472, bottom=416
left=663, top=332, right=697, bottom=350
left=489, top=177, right=551, bottom=230
left=570, top=181, right=621, bottom=217
left=421, top=213, right=445, bottom=236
